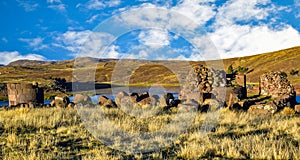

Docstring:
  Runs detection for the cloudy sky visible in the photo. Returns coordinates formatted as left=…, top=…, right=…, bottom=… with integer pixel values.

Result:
left=0, top=0, right=300, bottom=64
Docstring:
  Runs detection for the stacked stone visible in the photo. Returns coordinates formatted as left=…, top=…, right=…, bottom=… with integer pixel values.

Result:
left=179, top=64, right=226, bottom=104
left=7, top=83, right=44, bottom=106
left=260, top=72, right=295, bottom=97
left=248, top=72, right=297, bottom=114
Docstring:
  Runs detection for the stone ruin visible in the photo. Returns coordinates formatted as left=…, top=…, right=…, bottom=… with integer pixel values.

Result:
left=179, top=64, right=227, bottom=105
left=7, top=83, right=44, bottom=107
left=249, top=72, right=297, bottom=114
left=260, top=72, right=296, bottom=108
left=260, top=72, right=295, bottom=98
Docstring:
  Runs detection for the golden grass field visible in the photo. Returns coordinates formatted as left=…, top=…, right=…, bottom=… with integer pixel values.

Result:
left=0, top=47, right=299, bottom=159
left=0, top=106, right=299, bottom=159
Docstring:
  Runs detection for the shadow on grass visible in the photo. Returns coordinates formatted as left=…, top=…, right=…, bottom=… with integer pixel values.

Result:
left=211, top=128, right=270, bottom=139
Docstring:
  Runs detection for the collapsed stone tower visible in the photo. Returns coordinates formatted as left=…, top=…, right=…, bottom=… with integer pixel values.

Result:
left=260, top=72, right=296, bottom=108
left=7, top=83, right=44, bottom=106
left=179, top=64, right=226, bottom=104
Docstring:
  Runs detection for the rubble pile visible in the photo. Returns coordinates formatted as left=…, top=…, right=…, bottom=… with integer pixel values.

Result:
left=260, top=72, right=295, bottom=97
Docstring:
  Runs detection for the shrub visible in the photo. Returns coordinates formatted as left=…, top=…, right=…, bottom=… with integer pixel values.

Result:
left=237, top=66, right=248, bottom=74
left=290, top=69, right=298, bottom=76
left=227, top=65, right=234, bottom=74
left=280, top=71, right=288, bottom=78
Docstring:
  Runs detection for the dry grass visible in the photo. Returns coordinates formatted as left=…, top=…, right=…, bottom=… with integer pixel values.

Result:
left=1, top=46, right=300, bottom=89
left=0, top=106, right=299, bottom=159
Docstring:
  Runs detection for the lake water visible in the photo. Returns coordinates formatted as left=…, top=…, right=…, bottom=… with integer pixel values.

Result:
left=0, top=95, right=299, bottom=107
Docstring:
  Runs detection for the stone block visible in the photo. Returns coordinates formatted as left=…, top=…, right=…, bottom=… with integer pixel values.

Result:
left=15, top=84, right=21, bottom=89
left=295, top=105, right=300, bottom=113
left=236, top=74, right=246, bottom=87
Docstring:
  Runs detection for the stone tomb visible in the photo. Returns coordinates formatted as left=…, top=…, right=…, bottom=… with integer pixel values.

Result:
left=7, top=83, right=44, bottom=106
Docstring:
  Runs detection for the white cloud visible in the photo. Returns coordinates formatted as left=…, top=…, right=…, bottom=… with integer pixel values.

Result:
left=125, top=50, right=149, bottom=59
left=85, top=0, right=121, bottom=10
left=16, top=0, right=39, bottom=12
left=0, top=51, right=46, bottom=65
left=295, top=0, right=300, bottom=18
left=86, top=14, right=101, bottom=23
left=209, top=24, right=300, bottom=58
left=54, top=30, right=92, bottom=52
left=138, top=29, right=170, bottom=49
left=48, top=3, right=66, bottom=12
left=214, top=0, right=273, bottom=27
left=116, top=4, right=200, bottom=33
left=171, top=0, right=216, bottom=26
left=19, top=37, right=48, bottom=51
left=47, top=0, right=61, bottom=3
left=47, top=0, right=66, bottom=12
left=102, top=45, right=120, bottom=58
left=54, top=30, right=115, bottom=58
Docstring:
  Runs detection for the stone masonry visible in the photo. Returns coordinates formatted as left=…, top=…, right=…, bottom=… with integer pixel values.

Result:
left=7, top=83, right=44, bottom=106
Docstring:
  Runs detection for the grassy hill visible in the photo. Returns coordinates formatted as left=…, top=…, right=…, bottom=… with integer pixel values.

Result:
left=0, top=46, right=299, bottom=91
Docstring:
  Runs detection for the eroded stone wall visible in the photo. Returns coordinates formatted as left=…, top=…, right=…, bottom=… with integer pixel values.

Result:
left=7, top=83, right=44, bottom=106
left=260, top=72, right=295, bottom=97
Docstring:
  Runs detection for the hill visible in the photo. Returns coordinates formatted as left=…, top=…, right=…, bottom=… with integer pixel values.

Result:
left=0, top=46, right=299, bottom=93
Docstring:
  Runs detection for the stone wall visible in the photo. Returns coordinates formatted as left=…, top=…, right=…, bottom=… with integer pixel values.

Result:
left=7, top=83, right=44, bottom=106
left=259, top=72, right=296, bottom=109
left=260, top=72, right=295, bottom=97
left=179, top=64, right=226, bottom=104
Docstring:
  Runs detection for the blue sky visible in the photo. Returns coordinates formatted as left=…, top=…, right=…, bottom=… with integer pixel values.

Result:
left=0, top=0, right=300, bottom=64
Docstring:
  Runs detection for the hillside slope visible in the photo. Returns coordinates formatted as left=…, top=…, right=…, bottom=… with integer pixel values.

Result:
left=0, top=46, right=299, bottom=89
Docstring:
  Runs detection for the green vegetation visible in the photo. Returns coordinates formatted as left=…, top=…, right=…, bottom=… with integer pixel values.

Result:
left=0, top=107, right=299, bottom=159
left=0, top=96, right=8, bottom=101
left=290, top=69, right=299, bottom=76
left=227, top=64, right=234, bottom=74
left=281, top=71, right=288, bottom=78
left=236, top=66, right=249, bottom=74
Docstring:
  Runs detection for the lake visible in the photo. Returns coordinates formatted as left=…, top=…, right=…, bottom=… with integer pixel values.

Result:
left=1, top=94, right=299, bottom=107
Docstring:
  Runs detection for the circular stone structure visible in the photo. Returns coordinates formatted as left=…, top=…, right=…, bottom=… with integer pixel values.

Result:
left=7, top=83, right=44, bottom=106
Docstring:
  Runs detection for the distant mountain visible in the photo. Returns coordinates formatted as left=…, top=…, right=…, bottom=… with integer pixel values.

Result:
left=7, top=60, right=55, bottom=67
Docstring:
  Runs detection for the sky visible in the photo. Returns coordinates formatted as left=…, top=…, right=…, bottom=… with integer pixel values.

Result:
left=0, top=0, right=300, bottom=65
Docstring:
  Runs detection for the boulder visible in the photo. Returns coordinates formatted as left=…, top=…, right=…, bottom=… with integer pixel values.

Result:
left=50, top=100, right=55, bottom=107
left=248, top=103, right=277, bottom=115
left=98, top=96, right=116, bottom=108
left=28, top=102, right=35, bottom=108
left=274, top=94, right=296, bottom=109
left=177, top=100, right=199, bottom=112
left=54, top=94, right=70, bottom=108
left=72, top=94, right=91, bottom=104
left=159, top=93, right=174, bottom=107
left=115, top=91, right=129, bottom=106
left=67, top=102, right=75, bottom=108
left=120, top=96, right=134, bottom=108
